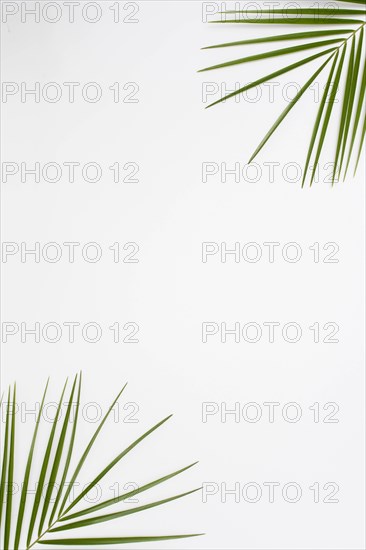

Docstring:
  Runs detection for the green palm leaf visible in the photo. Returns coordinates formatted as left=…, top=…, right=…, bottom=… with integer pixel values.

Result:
left=0, top=376, right=200, bottom=548
left=4, top=385, right=16, bottom=550
left=337, top=1, right=366, bottom=5
left=228, top=8, right=366, bottom=15
left=0, top=387, right=11, bottom=529
left=201, top=0, right=366, bottom=185
left=202, top=29, right=353, bottom=49
left=14, top=380, right=49, bottom=550
left=212, top=17, right=364, bottom=25
left=39, top=535, right=203, bottom=545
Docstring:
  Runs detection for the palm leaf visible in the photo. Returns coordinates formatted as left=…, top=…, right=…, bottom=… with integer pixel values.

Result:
left=201, top=0, right=366, bottom=185
left=337, top=0, right=366, bottom=5
left=4, top=385, right=16, bottom=550
left=212, top=17, right=364, bottom=25
left=39, top=535, right=203, bottom=545
left=14, top=380, right=49, bottom=550
left=0, top=376, right=200, bottom=548
left=202, top=29, right=353, bottom=49
left=0, top=387, right=11, bottom=529
left=231, top=8, right=366, bottom=15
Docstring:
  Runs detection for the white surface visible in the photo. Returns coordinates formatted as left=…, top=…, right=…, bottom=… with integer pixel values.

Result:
left=1, top=2, right=365, bottom=549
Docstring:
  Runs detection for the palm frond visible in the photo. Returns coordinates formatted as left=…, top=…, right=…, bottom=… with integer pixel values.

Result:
left=0, top=376, right=201, bottom=548
left=201, top=1, right=366, bottom=185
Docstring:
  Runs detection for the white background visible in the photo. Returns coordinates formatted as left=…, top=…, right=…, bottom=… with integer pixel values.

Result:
left=1, top=1, right=365, bottom=549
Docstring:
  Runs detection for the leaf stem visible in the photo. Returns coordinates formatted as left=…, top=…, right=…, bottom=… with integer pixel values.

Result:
left=27, top=510, right=67, bottom=549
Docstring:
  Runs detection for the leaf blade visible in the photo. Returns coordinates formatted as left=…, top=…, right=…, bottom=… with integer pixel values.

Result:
left=39, top=534, right=203, bottom=545
left=38, top=375, right=78, bottom=535
left=302, top=51, right=340, bottom=186
left=48, top=373, right=82, bottom=527
left=13, top=379, right=49, bottom=550
left=343, top=27, right=365, bottom=177
left=211, top=18, right=364, bottom=24
left=51, top=489, right=201, bottom=532
left=226, top=8, right=366, bottom=15
left=26, top=380, right=68, bottom=547
left=0, top=387, right=11, bottom=529
left=61, top=462, right=198, bottom=522
left=205, top=47, right=337, bottom=108
left=202, top=29, right=352, bottom=49
left=199, top=39, right=342, bottom=72
left=310, top=43, right=348, bottom=185
left=63, top=415, right=172, bottom=515
left=332, top=38, right=355, bottom=182
left=3, top=385, right=16, bottom=550
left=58, top=382, right=127, bottom=516
left=249, top=54, right=335, bottom=163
